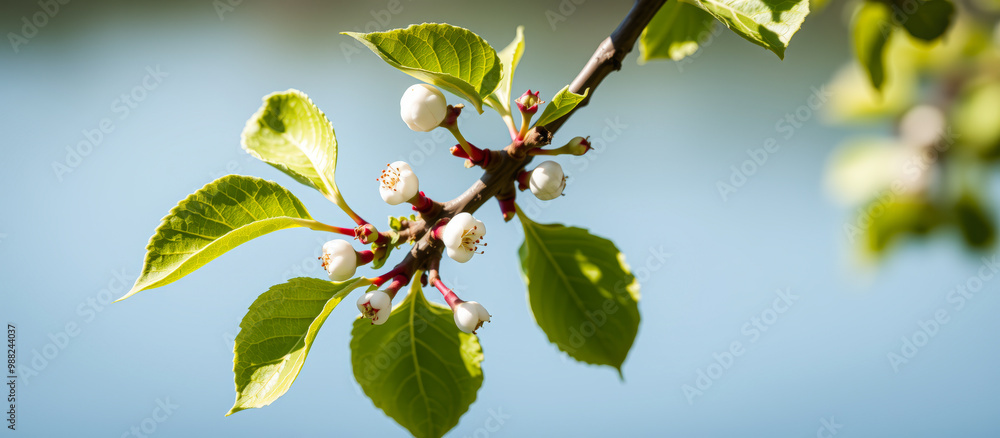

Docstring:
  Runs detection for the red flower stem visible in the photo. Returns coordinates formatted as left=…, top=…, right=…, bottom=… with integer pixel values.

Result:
left=430, top=220, right=449, bottom=241
left=370, top=265, right=406, bottom=288
left=409, top=191, right=434, bottom=213
left=356, top=250, right=375, bottom=265
left=383, top=274, right=409, bottom=299
left=516, top=171, right=531, bottom=191
left=432, top=278, right=462, bottom=309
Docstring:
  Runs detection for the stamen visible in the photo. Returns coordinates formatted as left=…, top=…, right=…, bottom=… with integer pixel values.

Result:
left=377, top=163, right=401, bottom=192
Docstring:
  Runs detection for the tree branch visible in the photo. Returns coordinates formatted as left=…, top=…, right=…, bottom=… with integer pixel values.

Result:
left=384, top=0, right=667, bottom=280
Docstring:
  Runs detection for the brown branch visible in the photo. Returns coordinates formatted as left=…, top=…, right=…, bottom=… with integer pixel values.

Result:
left=384, top=0, right=667, bottom=279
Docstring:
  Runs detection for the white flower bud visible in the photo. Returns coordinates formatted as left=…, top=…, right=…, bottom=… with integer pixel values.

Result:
left=442, top=212, right=486, bottom=263
left=529, top=160, right=566, bottom=201
left=400, top=84, right=447, bottom=132
left=321, top=239, right=357, bottom=281
left=453, top=301, right=491, bottom=334
left=378, top=161, right=419, bottom=205
left=357, top=290, right=392, bottom=325
left=564, top=136, right=592, bottom=156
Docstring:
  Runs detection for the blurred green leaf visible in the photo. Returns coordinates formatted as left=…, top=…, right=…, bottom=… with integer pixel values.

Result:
left=638, top=1, right=716, bottom=62
left=810, top=0, right=831, bottom=12
left=824, top=138, right=903, bottom=205
left=351, top=279, right=483, bottom=438
left=865, top=197, right=943, bottom=253
left=852, top=1, right=894, bottom=91
left=954, top=193, right=996, bottom=249
left=953, top=81, right=1000, bottom=158
left=686, top=0, right=810, bottom=59
left=229, top=277, right=368, bottom=415
left=898, top=0, right=955, bottom=42
left=343, top=23, right=502, bottom=113
left=516, top=209, right=640, bottom=374
left=120, top=175, right=318, bottom=301
left=826, top=60, right=915, bottom=122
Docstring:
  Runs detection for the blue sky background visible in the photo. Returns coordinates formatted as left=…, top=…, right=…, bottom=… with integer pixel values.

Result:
left=2, top=0, right=999, bottom=436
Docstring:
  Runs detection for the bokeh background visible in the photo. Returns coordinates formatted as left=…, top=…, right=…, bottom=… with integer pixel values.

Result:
left=2, top=0, right=999, bottom=436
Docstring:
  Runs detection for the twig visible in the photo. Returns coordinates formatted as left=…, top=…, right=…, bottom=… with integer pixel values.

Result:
left=382, top=0, right=667, bottom=279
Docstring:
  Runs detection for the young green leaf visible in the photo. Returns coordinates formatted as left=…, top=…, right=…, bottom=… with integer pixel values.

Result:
left=343, top=23, right=502, bottom=113
left=954, top=193, right=996, bottom=249
left=119, top=175, right=329, bottom=301
left=228, top=277, right=369, bottom=415
left=516, top=209, right=640, bottom=375
left=485, top=26, right=525, bottom=119
left=953, top=81, right=1000, bottom=157
left=853, top=1, right=894, bottom=91
left=864, top=197, right=943, bottom=253
left=638, top=0, right=716, bottom=63
left=242, top=90, right=358, bottom=218
left=351, top=279, right=483, bottom=438
left=686, top=0, right=810, bottom=59
left=534, top=86, right=589, bottom=128
left=898, top=0, right=955, bottom=42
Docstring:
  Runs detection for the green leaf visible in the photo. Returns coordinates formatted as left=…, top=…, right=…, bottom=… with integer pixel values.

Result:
left=119, top=175, right=322, bottom=301
left=638, top=0, right=717, bottom=62
left=954, top=193, right=996, bottom=249
left=242, top=89, right=350, bottom=208
left=516, top=209, right=640, bottom=374
left=953, top=81, right=1000, bottom=157
left=534, top=86, right=589, bottom=128
left=351, top=279, right=483, bottom=438
left=485, top=26, right=525, bottom=118
left=685, top=0, right=810, bottom=59
left=343, top=23, right=502, bottom=114
left=229, top=277, right=368, bottom=415
left=898, top=0, right=955, bottom=42
left=864, top=197, right=943, bottom=253
left=853, top=1, right=894, bottom=90
left=810, top=0, right=832, bottom=13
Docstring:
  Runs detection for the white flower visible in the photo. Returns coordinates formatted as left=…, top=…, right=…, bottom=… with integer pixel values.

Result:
left=321, top=239, right=357, bottom=281
left=400, top=84, right=447, bottom=132
left=529, top=160, right=566, bottom=200
left=453, top=301, right=491, bottom=334
left=378, top=161, right=419, bottom=205
left=442, top=212, right=486, bottom=263
left=899, top=105, right=946, bottom=148
left=357, top=290, right=392, bottom=325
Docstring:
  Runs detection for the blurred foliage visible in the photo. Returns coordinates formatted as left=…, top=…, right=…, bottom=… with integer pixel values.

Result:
left=824, top=0, right=1000, bottom=258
